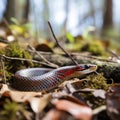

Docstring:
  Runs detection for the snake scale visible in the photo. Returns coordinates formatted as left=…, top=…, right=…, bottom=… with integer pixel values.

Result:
left=12, top=64, right=97, bottom=91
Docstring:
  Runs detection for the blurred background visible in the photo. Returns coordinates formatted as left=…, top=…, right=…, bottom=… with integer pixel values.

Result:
left=0, top=0, right=120, bottom=52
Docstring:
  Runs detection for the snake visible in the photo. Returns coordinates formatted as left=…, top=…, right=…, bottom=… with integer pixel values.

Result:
left=12, top=64, right=97, bottom=91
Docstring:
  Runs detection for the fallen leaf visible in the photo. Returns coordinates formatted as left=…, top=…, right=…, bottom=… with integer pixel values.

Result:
left=53, top=92, right=86, bottom=105
left=42, top=109, right=61, bottom=120
left=108, top=83, right=120, bottom=92
left=0, top=84, right=42, bottom=102
left=106, top=84, right=120, bottom=120
left=42, top=109, right=74, bottom=120
left=35, top=43, right=53, bottom=52
left=28, top=93, right=52, bottom=113
left=92, top=89, right=106, bottom=99
left=53, top=99, right=92, bottom=120
left=66, top=87, right=106, bottom=99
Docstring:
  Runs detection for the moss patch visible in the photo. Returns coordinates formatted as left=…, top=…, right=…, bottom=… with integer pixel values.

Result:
left=0, top=42, right=33, bottom=81
left=85, top=73, right=110, bottom=90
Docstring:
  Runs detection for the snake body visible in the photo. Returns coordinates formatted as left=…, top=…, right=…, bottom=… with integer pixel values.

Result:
left=12, top=64, right=97, bottom=91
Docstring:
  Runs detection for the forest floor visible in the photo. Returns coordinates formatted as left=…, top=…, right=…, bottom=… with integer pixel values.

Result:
left=0, top=21, right=120, bottom=120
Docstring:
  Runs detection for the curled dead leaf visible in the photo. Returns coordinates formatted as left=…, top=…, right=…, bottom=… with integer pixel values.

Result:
left=28, top=93, right=52, bottom=113
left=106, top=84, right=120, bottom=120
left=42, top=109, right=61, bottom=120
left=92, top=89, right=106, bottom=99
left=108, top=83, right=120, bottom=93
left=53, top=92, right=86, bottom=106
left=42, top=109, right=74, bottom=120
left=53, top=99, right=92, bottom=120
left=0, top=84, right=42, bottom=102
left=0, top=84, right=9, bottom=92
left=35, top=43, right=53, bottom=52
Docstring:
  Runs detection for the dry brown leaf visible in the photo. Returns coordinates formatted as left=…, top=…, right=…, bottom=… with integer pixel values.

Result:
left=0, top=42, right=8, bottom=48
left=106, top=84, right=120, bottom=120
left=73, top=88, right=106, bottom=99
left=0, top=84, right=9, bottom=92
left=0, top=84, right=42, bottom=102
left=53, top=92, right=86, bottom=106
left=0, top=84, right=52, bottom=113
left=28, top=93, right=52, bottom=113
left=42, top=109, right=61, bottom=120
left=108, top=83, right=120, bottom=92
left=35, top=43, right=53, bottom=52
left=42, top=109, right=75, bottom=120
left=53, top=99, right=92, bottom=120
left=92, top=89, right=106, bottom=99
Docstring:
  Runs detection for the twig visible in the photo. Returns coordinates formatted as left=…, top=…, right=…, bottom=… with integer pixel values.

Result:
left=27, top=45, right=59, bottom=68
left=106, top=48, right=120, bottom=59
left=0, top=38, right=10, bottom=44
left=94, top=71, right=99, bottom=75
left=3, top=17, right=10, bottom=28
left=48, top=21, right=79, bottom=66
left=71, top=53, right=118, bottom=63
left=32, top=2, right=39, bottom=42
left=0, top=57, right=6, bottom=83
left=3, top=17, right=15, bottom=36
left=93, top=105, right=106, bottom=115
left=66, top=83, right=76, bottom=93
left=0, top=54, right=56, bottom=68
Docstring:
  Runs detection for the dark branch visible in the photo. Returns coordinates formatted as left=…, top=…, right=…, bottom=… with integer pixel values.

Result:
left=48, top=21, right=79, bottom=66
left=0, top=57, right=6, bottom=83
left=0, top=54, right=56, bottom=68
left=27, top=45, right=59, bottom=68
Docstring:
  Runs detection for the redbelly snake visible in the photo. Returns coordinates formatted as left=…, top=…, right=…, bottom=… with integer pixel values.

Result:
left=12, top=64, right=97, bottom=91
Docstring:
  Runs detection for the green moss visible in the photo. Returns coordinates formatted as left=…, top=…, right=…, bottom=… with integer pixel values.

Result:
left=78, top=73, right=110, bottom=108
left=85, top=73, right=110, bottom=90
left=0, top=99, right=31, bottom=120
left=0, top=42, right=33, bottom=81
left=80, top=92, right=105, bottom=109
left=81, top=40, right=105, bottom=56
left=5, top=42, right=31, bottom=58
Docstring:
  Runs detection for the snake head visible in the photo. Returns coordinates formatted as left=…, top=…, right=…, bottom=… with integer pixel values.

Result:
left=60, top=64, right=97, bottom=79
left=75, top=64, right=97, bottom=74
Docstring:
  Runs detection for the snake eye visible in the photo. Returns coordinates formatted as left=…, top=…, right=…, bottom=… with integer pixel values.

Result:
left=85, top=65, right=90, bottom=69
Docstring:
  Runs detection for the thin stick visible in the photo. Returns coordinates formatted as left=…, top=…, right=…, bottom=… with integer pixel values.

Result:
left=0, top=57, right=6, bottom=83
left=94, top=71, right=99, bottom=75
left=27, top=45, right=59, bottom=68
left=48, top=21, right=79, bottom=66
left=71, top=53, right=118, bottom=63
left=106, top=48, right=120, bottom=59
left=0, top=38, right=10, bottom=44
left=0, top=54, right=56, bottom=67
left=3, top=17, right=10, bottom=28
